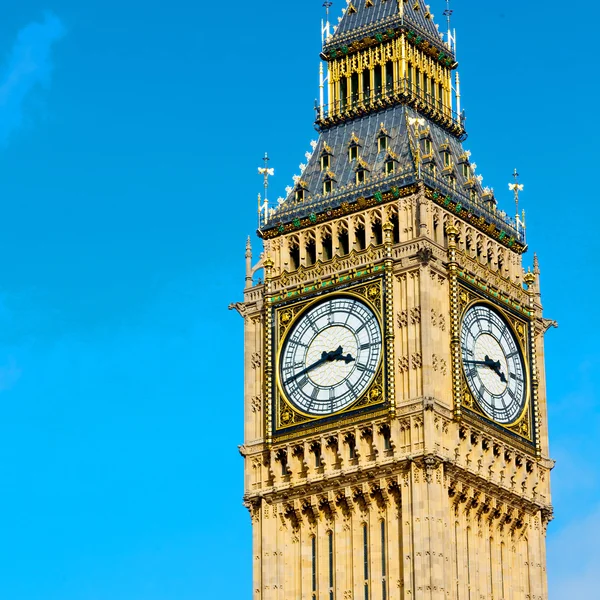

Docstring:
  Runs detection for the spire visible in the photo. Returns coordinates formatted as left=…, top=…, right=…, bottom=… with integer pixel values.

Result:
left=326, top=0, right=451, bottom=57
left=245, top=237, right=253, bottom=289
left=256, top=1, right=526, bottom=257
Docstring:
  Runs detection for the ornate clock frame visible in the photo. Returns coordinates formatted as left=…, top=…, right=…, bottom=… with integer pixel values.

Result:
left=447, top=226, right=541, bottom=456
left=267, top=276, right=389, bottom=442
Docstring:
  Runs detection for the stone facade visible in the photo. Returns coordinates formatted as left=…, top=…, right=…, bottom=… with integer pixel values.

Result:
left=234, top=186, right=553, bottom=599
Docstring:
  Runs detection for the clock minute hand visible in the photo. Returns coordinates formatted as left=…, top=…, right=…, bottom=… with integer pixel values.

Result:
left=463, top=359, right=495, bottom=367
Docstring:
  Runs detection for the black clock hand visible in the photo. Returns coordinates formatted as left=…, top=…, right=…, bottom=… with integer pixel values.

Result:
left=465, top=356, right=508, bottom=383
left=332, top=352, right=355, bottom=364
left=482, top=355, right=508, bottom=383
left=285, top=346, right=347, bottom=383
left=463, top=359, right=494, bottom=367
left=491, top=364, right=507, bottom=383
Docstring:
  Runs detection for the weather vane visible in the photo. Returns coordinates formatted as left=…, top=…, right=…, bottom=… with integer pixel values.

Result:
left=443, top=0, right=453, bottom=29
left=508, top=168, right=526, bottom=235
left=257, top=152, right=275, bottom=227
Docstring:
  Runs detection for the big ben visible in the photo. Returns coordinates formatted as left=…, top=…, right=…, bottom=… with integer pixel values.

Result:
left=232, top=1, right=554, bottom=598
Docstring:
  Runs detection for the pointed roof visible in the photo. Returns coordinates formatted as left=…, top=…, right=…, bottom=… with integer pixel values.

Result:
left=324, top=0, right=451, bottom=59
left=262, top=105, right=515, bottom=236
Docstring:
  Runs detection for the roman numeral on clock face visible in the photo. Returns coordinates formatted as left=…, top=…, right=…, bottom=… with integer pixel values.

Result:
left=279, top=296, right=383, bottom=417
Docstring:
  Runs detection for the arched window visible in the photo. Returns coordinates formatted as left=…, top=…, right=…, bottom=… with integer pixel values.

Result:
left=372, top=219, right=383, bottom=246
left=390, top=212, right=400, bottom=244
left=338, top=226, right=349, bottom=256
left=306, top=236, right=317, bottom=266
left=355, top=223, right=366, bottom=250
left=289, top=238, right=300, bottom=270
left=322, top=230, right=333, bottom=261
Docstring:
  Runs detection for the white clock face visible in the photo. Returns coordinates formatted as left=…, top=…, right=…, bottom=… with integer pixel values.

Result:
left=279, top=297, right=382, bottom=416
left=460, top=304, right=527, bottom=424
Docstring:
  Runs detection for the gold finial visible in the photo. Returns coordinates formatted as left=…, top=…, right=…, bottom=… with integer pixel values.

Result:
left=445, top=224, right=459, bottom=237
left=523, top=271, right=536, bottom=288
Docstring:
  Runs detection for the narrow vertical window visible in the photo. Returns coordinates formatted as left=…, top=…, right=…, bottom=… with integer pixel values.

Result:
left=381, top=520, right=387, bottom=600
left=323, top=234, right=333, bottom=261
left=328, top=531, right=334, bottom=600
left=385, top=61, right=393, bottom=93
left=374, top=65, right=382, bottom=95
left=314, top=444, right=322, bottom=468
left=363, top=523, right=369, bottom=600
left=312, top=535, right=317, bottom=599
left=340, top=78, right=348, bottom=110
left=351, top=72, right=359, bottom=106
left=363, top=70, right=371, bottom=104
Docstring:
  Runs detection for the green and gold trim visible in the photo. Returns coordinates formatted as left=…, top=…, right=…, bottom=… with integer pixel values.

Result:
left=450, top=274, right=537, bottom=449
left=270, top=277, right=389, bottom=441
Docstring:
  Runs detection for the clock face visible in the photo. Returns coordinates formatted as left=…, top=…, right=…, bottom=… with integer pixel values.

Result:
left=460, top=304, right=527, bottom=424
left=279, top=296, right=383, bottom=416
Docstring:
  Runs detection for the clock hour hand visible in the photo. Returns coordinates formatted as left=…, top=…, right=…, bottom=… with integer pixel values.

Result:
left=464, top=356, right=508, bottom=383
left=331, top=348, right=355, bottom=364
left=490, top=364, right=507, bottom=383
left=285, top=346, right=350, bottom=383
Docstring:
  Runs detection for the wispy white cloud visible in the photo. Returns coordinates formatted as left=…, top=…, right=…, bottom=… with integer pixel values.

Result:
left=0, top=12, right=65, bottom=146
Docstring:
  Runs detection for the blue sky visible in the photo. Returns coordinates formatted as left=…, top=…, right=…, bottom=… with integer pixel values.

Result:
left=0, top=1, right=596, bottom=598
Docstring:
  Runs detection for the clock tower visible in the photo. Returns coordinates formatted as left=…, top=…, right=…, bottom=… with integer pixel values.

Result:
left=232, top=2, right=554, bottom=599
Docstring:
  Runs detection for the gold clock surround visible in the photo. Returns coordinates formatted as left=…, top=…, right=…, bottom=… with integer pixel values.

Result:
left=454, top=284, right=536, bottom=446
left=271, top=278, right=388, bottom=439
